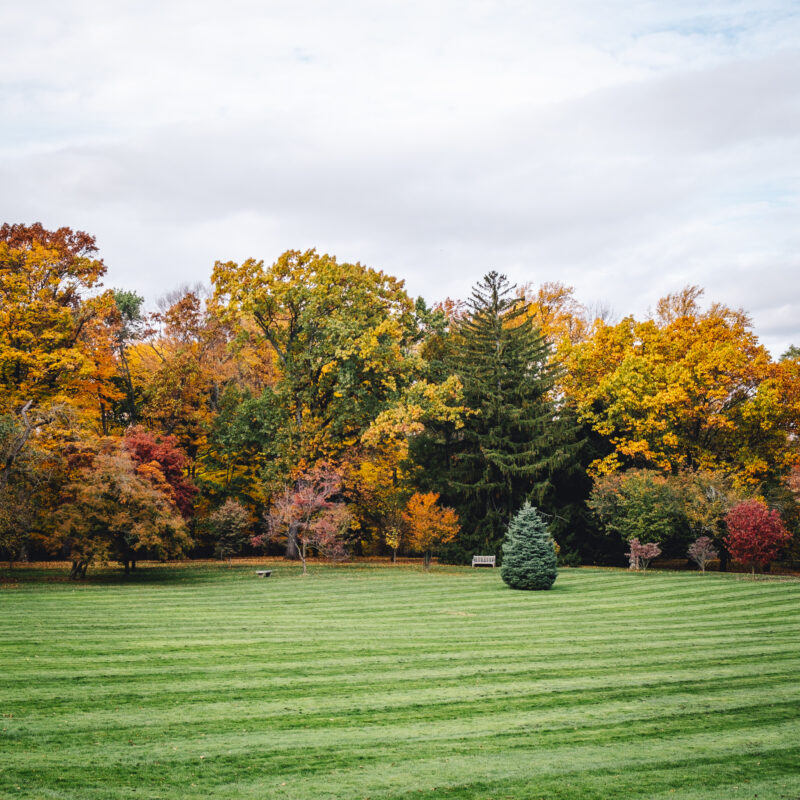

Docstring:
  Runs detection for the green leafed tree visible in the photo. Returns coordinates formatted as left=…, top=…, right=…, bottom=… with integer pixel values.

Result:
left=211, top=249, right=418, bottom=476
left=207, top=498, right=251, bottom=564
left=589, top=469, right=691, bottom=557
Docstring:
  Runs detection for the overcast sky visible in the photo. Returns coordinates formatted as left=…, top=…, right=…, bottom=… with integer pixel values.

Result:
left=2, top=1, right=799, bottom=354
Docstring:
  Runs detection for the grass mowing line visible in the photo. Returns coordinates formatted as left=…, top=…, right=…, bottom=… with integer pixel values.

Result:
left=1, top=564, right=798, bottom=799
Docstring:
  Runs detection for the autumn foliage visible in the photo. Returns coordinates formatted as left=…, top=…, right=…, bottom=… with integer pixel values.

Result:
left=53, top=445, right=190, bottom=578
left=1, top=223, right=799, bottom=575
left=724, top=500, right=791, bottom=573
left=123, top=426, right=197, bottom=517
left=402, top=492, right=459, bottom=569
left=625, top=538, right=662, bottom=571
left=258, top=465, right=350, bottom=574
left=687, top=536, right=718, bottom=573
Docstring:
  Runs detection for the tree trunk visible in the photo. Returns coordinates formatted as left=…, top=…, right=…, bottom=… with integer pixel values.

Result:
left=392, top=548, right=397, bottom=564
left=719, top=549, right=729, bottom=572
left=0, top=401, right=34, bottom=492
left=424, top=551, right=431, bottom=571
left=285, top=522, right=300, bottom=559
left=300, top=541, right=307, bottom=575
left=70, top=559, right=89, bottom=579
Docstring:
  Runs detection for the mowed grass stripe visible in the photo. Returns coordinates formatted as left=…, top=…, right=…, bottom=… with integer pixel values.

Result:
left=1, top=564, right=799, bottom=799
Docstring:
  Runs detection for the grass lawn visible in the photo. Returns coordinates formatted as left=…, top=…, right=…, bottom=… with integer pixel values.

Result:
left=1, top=562, right=799, bottom=800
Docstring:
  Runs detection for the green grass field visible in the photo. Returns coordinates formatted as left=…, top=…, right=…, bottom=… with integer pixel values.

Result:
left=1, top=563, right=799, bottom=800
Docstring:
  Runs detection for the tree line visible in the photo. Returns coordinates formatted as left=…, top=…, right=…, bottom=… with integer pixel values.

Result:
left=1, top=223, right=798, bottom=576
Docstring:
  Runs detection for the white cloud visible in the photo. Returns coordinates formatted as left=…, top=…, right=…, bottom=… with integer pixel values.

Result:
left=1, top=0, right=798, bottom=353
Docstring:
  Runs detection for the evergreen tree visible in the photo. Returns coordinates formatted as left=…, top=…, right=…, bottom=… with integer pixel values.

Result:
left=501, top=503, right=558, bottom=590
left=443, top=271, right=580, bottom=561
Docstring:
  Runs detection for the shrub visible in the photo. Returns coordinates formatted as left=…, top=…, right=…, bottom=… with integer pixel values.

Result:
left=626, top=538, right=661, bottom=571
left=500, top=504, right=558, bottom=590
left=687, top=536, right=718, bottom=573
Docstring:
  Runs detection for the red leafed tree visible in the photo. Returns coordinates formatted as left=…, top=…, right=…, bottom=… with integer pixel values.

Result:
left=258, top=464, right=350, bottom=575
left=625, top=538, right=661, bottom=571
left=725, top=500, right=791, bottom=575
left=123, top=426, right=197, bottom=517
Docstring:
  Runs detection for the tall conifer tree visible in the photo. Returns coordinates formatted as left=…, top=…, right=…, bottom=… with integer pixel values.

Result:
left=444, top=271, right=580, bottom=560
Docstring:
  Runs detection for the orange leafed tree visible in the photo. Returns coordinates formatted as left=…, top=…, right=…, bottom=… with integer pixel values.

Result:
left=50, top=444, right=191, bottom=578
left=402, top=491, right=459, bottom=570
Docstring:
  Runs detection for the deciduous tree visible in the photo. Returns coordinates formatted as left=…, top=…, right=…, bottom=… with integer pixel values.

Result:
left=207, top=499, right=251, bottom=564
left=123, top=426, right=197, bottom=518
left=212, top=249, right=418, bottom=474
left=401, top=491, right=459, bottom=570
left=564, top=287, right=794, bottom=486
left=258, top=464, right=350, bottom=575
left=53, top=446, right=191, bottom=578
left=626, top=538, right=661, bottom=571
left=725, top=500, right=790, bottom=574
left=589, top=470, right=689, bottom=556
left=687, top=536, right=718, bottom=573
left=0, top=223, right=114, bottom=412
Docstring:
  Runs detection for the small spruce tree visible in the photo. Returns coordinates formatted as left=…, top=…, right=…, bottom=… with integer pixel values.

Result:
left=500, top=503, right=558, bottom=590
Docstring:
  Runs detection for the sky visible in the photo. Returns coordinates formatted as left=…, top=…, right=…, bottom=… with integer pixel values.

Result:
left=1, top=1, right=799, bottom=354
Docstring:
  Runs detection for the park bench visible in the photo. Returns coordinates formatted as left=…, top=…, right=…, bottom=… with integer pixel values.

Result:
left=472, top=555, right=496, bottom=568
left=255, top=570, right=272, bottom=578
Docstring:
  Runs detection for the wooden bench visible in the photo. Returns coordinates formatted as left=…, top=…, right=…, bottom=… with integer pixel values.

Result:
left=255, top=570, right=272, bottom=578
left=472, top=555, right=496, bottom=568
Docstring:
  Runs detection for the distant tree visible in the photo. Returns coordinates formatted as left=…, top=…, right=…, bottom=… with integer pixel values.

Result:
left=625, top=538, right=661, bottom=571
left=781, top=344, right=800, bottom=361
left=445, top=271, right=580, bottom=560
left=258, top=465, right=350, bottom=575
left=500, top=503, right=558, bottom=590
left=207, top=499, right=251, bottom=564
left=123, top=427, right=197, bottom=518
left=212, top=250, right=418, bottom=486
left=725, top=500, right=791, bottom=575
left=401, top=491, right=459, bottom=570
left=564, top=286, right=798, bottom=487
left=0, top=413, right=46, bottom=567
left=53, top=448, right=191, bottom=578
left=0, top=224, right=119, bottom=474
left=672, top=470, right=745, bottom=571
left=384, top=526, right=402, bottom=563
left=589, top=470, right=689, bottom=556
left=687, top=536, right=718, bottom=573
left=107, top=289, right=147, bottom=429
left=0, top=223, right=110, bottom=413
